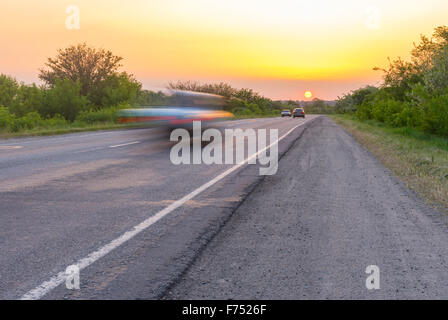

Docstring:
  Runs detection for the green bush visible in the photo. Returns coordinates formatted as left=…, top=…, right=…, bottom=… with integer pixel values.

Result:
left=228, top=98, right=255, bottom=116
left=41, top=79, right=91, bottom=122
left=0, top=75, right=19, bottom=108
left=0, top=106, right=15, bottom=130
left=390, top=103, right=424, bottom=128
left=88, top=72, right=141, bottom=108
left=341, top=27, right=448, bottom=137
left=74, top=105, right=128, bottom=125
left=354, top=86, right=448, bottom=136
left=420, top=94, right=448, bottom=136
left=355, top=101, right=373, bottom=121
left=10, top=112, right=43, bottom=132
left=44, top=114, right=69, bottom=128
left=373, top=99, right=402, bottom=124
left=11, top=84, right=45, bottom=117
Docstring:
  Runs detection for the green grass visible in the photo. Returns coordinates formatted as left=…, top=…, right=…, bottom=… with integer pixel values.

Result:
left=0, top=113, right=276, bottom=139
left=0, top=122, right=147, bottom=139
left=331, top=114, right=448, bottom=212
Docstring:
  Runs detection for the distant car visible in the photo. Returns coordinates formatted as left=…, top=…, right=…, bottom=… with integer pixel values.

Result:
left=293, top=108, right=305, bottom=118
left=281, top=110, right=291, bottom=117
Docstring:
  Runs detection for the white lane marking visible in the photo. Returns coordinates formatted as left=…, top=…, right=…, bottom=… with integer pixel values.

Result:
left=73, top=141, right=140, bottom=154
left=109, top=141, right=140, bottom=148
left=0, top=146, right=23, bottom=150
left=20, top=117, right=315, bottom=300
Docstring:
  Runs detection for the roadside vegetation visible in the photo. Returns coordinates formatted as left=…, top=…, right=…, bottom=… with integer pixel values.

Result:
left=331, top=26, right=448, bottom=211
left=0, top=44, right=282, bottom=138
left=301, top=98, right=336, bottom=114
left=260, top=98, right=336, bottom=116
left=335, top=26, right=448, bottom=136
left=166, top=80, right=282, bottom=118
left=332, top=115, right=448, bottom=212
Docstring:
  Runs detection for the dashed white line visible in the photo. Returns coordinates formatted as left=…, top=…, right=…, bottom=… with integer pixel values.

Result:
left=72, top=141, right=140, bottom=154
left=20, top=117, right=315, bottom=300
left=109, top=141, right=140, bottom=148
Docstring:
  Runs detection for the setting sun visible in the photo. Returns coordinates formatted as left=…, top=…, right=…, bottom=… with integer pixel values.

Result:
left=304, top=91, right=313, bottom=99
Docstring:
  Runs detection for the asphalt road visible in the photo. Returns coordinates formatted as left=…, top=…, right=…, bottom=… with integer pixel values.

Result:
left=1, top=116, right=448, bottom=300
left=0, top=116, right=314, bottom=299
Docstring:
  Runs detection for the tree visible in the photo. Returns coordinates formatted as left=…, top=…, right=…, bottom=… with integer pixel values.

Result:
left=0, top=74, right=19, bottom=108
left=374, top=26, right=448, bottom=100
left=167, top=81, right=236, bottom=98
left=166, top=81, right=278, bottom=114
left=335, top=93, right=355, bottom=113
left=135, top=90, right=167, bottom=106
left=335, top=86, right=377, bottom=114
left=233, top=88, right=256, bottom=102
left=41, top=79, right=90, bottom=121
left=374, top=57, right=419, bottom=100
left=13, top=84, right=44, bottom=117
left=351, top=86, right=378, bottom=106
left=412, top=26, right=448, bottom=71
left=421, top=44, right=448, bottom=95
left=305, top=98, right=334, bottom=114
left=39, top=43, right=123, bottom=97
left=88, top=72, right=141, bottom=108
left=0, top=106, right=15, bottom=130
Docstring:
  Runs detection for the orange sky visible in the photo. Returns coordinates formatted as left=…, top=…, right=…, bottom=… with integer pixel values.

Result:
left=1, top=0, right=448, bottom=100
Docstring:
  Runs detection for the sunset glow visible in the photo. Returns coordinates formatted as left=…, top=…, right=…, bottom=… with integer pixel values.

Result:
left=2, top=0, right=448, bottom=99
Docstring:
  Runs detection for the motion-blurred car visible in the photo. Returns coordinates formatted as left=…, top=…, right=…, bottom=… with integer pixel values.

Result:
left=118, top=90, right=234, bottom=130
left=293, top=108, right=305, bottom=118
left=281, top=110, right=291, bottom=117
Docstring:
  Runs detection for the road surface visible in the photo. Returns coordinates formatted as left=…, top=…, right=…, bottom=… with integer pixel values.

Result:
left=1, top=116, right=448, bottom=300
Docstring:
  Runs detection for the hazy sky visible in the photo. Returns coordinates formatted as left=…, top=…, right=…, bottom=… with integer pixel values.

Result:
left=1, top=0, right=448, bottom=100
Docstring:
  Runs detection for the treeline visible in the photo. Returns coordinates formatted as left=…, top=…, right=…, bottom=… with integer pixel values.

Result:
left=301, top=99, right=336, bottom=114
left=0, top=43, right=283, bottom=134
left=0, top=43, right=167, bottom=133
left=336, top=26, right=448, bottom=137
left=167, top=81, right=282, bottom=116
left=275, top=98, right=335, bottom=114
